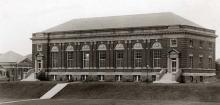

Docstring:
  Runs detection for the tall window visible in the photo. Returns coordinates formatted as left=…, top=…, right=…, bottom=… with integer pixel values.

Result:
left=189, top=55, right=193, bottom=68
left=116, top=51, right=124, bottom=67
left=83, top=52, right=89, bottom=68
left=134, top=51, right=142, bottom=67
left=82, top=45, right=90, bottom=68
left=98, top=44, right=107, bottom=68
left=133, top=43, right=143, bottom=68
left=170, top=39, right=177, bottom=47
left=208, top=57, right=212, bottom=69
left=199, top=41, right=203, bottom=48
left=153, top=50, right=161, bottom=68
left=115, top=43, right=124, bottom=68
left=67, top=52, right=74, bottom=67
left=209, top=42, right=212, bottom=50
left=99, top=51, right=106, bottom=67
left=189, top=39, right=193, bottom=48
left=51, top=46, right=59, bottom=68
left=66, top=45, right=74, bottom=67
left=152, top=41, right=162, bottom=68
left=199, top=56, right=203, bottom=68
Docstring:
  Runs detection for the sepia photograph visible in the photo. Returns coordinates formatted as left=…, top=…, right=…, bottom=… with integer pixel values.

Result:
left=0, top=0, right=220, bottom=105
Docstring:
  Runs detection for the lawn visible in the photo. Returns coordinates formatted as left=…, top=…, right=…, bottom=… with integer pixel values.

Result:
left=1, top=81, right=220, bottom=105
left=1, top=99, right=220, bottom=105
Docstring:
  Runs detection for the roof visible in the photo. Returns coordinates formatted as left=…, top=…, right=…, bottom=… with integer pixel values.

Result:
left=25, top=54, right=32, bottom=61
left=43, top=12, right=203, bottom=33
left=0, top=51, right=24, bottom=63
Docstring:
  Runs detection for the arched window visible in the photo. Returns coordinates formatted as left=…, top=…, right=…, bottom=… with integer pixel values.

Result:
left=98, top=44, right=107, bottom=68
left=115, top=43, right=124, bottom=68
left=152, top=41, right=162, bottom=68
left=66, top=45, right=74, bottom=67
left=82, top=45, right=90, bottom=68
left=51, top=46, right=59, bottom=67
left=133, top=43, right=143, bottom=67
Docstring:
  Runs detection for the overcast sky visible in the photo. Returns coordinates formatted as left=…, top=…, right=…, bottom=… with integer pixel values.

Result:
left=0, top=0, right=219, bottom=58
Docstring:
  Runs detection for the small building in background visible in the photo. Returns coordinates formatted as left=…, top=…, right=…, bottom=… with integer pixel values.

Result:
left=0, top=51, right=32, bottom=81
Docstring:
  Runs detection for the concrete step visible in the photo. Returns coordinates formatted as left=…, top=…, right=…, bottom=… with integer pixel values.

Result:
left=21, top=73, right=39, bottom=81
left=40, top=83, right=69, bottom=99
left=154, top=73, right=179, bottom=84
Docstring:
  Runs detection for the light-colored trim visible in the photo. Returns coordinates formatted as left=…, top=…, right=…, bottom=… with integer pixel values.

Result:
left=81, top=45, right=90, bottom=51
left=151, top=41, right=162, bottom=49
left=48, top=72, right=158, bottom=75
left=98, top=44, right=107, bottom=50
left=115, top=43, right=125, bottom=50
left=133, top=43, right=143, bottom=49
left=51, top=46, right=59, bottom=52
left=182, top=73, right=216, bottom=76
left=66, top=45, right=74, bottom=51
left=32, top=34, right=216, bottom=44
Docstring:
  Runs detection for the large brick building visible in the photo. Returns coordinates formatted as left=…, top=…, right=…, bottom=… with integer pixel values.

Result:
left=31, top=12, right=216, bottom=83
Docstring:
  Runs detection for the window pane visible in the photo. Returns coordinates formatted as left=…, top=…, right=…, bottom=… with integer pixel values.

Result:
left=83, top=52, right=89, bottom=67
left=116, top=51, right=124, bottom=67
left=52, top=52, right=58, bottom=67
left=134, top=50, right=142, bottom=67
left=153, top=50, right=161, bottom=68
left=67, top=52, right=74, bottom=67
left=99, top=51, right=106, bottom=67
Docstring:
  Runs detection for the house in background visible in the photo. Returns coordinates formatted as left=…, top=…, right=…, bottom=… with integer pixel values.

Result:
left=0, top=65, right=7, bottom=81
left=0, top=51, right=32, bottom=81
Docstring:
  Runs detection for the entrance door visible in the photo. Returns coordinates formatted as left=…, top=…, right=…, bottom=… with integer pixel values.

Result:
left=171, top=58, right=177, bottom=72
left=167, top=49, right=179, bottom=73
left=37, top=60, right=43, bottom=72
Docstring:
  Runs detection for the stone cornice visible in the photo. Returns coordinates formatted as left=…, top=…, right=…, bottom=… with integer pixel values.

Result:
left=32, top=25, right=216, bottom=40
left=31, top=30, right=216, bottom=41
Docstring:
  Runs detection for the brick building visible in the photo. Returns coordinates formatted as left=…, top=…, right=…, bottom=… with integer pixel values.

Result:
left=31, top=12, right=216, bottom=83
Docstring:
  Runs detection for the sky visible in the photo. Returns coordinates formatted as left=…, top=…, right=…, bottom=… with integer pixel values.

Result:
left=0, top=0, right=219, bottom=58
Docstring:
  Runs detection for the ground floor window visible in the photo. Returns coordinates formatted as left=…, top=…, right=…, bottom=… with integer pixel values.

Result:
left=115, top=75, right=122, bottom=81
left=200, top=76, right=203, bottom=82
left=152, top=75, right=156, bottom=81
left=52, top=75, right=57, bottom=81
left=98, top=75, right=104, bottom=81
left=81, top=75, right=88, bottom=81
left=66, top=75, right=72, bottom=81
left=190, top=76, right=193, bottom=82
left=133, top=75, right=140, bottom=82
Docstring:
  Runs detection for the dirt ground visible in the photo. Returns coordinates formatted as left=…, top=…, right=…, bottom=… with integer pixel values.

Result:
left=1, top=99, right=220, bottom=105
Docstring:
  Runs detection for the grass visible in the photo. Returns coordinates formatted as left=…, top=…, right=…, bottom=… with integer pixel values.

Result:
left=54, top=82, right=220, bottom=102
left=2, top=81, right=220, bottom=104
left=2, top=99, right=220, bottom=105
left=0, top=81, right=56, bottom=99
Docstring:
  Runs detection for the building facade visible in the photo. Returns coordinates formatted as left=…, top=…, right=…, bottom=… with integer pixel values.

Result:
left=32, top=13, right=216, bottom=83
